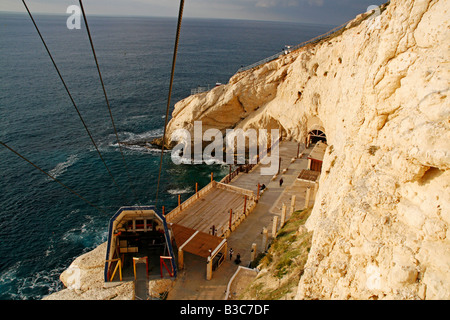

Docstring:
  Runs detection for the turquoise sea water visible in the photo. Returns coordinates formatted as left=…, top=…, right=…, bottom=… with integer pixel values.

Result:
left=0, top=12, right=333, bottom=299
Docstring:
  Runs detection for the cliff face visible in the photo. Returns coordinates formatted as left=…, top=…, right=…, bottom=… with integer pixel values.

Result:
left=167, top=0, right=450, bottom=299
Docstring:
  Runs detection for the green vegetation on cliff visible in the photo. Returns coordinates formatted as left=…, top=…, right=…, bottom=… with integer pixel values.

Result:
left=241, top=208, right=313, bottom=300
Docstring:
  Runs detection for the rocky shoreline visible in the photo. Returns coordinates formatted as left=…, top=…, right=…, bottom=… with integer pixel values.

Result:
left=119, top=137, right=171, bottom=151
left=43, top=242, right=174, bottom=300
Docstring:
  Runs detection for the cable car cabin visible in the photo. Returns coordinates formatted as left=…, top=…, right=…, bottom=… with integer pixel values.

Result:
left=104, top=206, right=177, bottom=283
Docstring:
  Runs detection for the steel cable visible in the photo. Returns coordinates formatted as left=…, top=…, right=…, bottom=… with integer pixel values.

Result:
left=155, top=0, right=185, bottom=207
left=0, top=141, right=108, bottom=215
left=22, top=0, right=128, bottom=203
left=78, top=0, right=142, bottom=206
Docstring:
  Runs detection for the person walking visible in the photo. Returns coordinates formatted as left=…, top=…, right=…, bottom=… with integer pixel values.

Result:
left=235, top=253, right=241, bottom=265
left=279, top=178, right=284, bottom=187
left=229, top=248, right=234, bottom=260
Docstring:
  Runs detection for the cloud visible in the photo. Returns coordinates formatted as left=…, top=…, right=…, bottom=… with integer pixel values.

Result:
left=255, top=0, right=300, bottom=8
left=308, top=0, right=324, bottom=6
left=255, top=0, right=325, bottom=8
left=0, top=0, right=388, bottom=25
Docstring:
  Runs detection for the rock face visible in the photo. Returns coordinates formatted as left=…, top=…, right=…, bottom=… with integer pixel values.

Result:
left=166, top=0, right=449, bottom=299
left=43, top=242, right=173, bottom=300
left=43, top=243, right=135, bottom=300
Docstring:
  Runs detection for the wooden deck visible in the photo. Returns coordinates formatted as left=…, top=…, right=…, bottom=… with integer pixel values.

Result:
left=297, top=169, right=320, bottom=183
left=166, top=181, right=256, bottom=237
left=171, top=224, right=225, bottom=258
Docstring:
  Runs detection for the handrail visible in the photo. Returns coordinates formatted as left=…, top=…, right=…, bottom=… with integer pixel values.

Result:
left=191, top=86, right=210, bottom=95
left=236, top=17, right=358, bottom=74
left=224, top=266, right=258, bottom=300
left=165, top=180, right=216, bottom=222
left=106, top=258, right=122, bottom=282
left=215, top=181, right=255, bottom=199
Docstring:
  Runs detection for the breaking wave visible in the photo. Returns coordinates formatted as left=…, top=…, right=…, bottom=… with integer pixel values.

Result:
left=107, top=128, right=170, bottom=153
left=0, top=260, right=65, bottom=300
left=47, top=154, right=79, bottom=180
left=117, top=128, right=164, bottom=143
left=167, top=187, right=192, bottom=195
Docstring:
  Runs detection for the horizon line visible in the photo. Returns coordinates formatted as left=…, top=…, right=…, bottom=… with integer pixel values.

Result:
left=0, top=9, right=339, bottom=28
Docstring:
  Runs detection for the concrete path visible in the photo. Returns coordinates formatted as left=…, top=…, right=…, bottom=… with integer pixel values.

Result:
left=166, top=140, right=315, bottom=300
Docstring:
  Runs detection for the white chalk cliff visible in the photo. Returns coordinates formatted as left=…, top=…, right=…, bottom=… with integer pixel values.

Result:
left=166, top=0, right=450, bottom=299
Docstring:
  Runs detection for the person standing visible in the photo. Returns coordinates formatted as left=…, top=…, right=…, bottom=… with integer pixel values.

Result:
left=279, top=178, right=284, bottom=187
left=229, top=248, right=234, bottom=260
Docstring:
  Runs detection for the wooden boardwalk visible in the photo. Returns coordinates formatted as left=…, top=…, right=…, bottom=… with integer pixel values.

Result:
left=166, top=181, right=256, bottom=238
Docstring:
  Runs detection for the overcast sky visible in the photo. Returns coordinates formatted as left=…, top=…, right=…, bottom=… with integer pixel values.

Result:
left=1, top=0, right=387, bottom=25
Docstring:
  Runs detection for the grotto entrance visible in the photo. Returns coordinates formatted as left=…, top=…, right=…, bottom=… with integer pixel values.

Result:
left=308, top=129, right=327, bottom=145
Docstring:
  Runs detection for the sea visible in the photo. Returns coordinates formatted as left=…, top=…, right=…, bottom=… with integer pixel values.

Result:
left=0, top=12, right=334, bottom=300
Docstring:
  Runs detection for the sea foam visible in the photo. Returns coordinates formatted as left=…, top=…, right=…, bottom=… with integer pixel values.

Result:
left=47, top=154, right=79, bottom=180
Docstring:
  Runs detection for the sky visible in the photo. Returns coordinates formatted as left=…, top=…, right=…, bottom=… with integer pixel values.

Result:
left=1, top=0, right=388, bottom=25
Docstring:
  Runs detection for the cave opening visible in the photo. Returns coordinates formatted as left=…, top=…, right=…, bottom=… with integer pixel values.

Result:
left=308, top=129, right=327, bottom=144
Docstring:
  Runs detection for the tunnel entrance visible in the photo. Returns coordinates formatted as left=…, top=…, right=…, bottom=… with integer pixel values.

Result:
left=308, top=129, right=327, bottom=144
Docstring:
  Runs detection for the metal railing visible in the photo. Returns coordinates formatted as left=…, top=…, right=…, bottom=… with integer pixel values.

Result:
left=106, top=258, right=122, bottom=282
left=191, top=85, right=210, bottom=95
left=220, top=136, right=281, bottom=184
left=236, top=19, right=354, bottom=74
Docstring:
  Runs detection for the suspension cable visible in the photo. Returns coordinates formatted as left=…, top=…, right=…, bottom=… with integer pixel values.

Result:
left=155, top=0, right=185, bottom=207
left=0, top=141, right=107, bottom=215
left=78, top=0, right=141, bottom=205
left=22, top=0, right=128, bottom=203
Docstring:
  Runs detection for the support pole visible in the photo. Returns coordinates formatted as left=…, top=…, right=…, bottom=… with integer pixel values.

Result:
left=211, top=172, right=214, bottom=183
left=250, top=243, right=257, bottom=262
left=160, top=256, right=174, bottom=278
left=243, top=195, right=247, bottom=215
left=278, top=156, right=281, bottom=174
left=272, top=216, right=279, bottom=238
left=304, top=186, right=311, bottom=209
left=178, top=248, right=184, bottom=270
left=280, top=204, right=287, bottom=227
left=257, top=183, right=260, bottom=201
left=290, top=195, right=296, bottom=216
left=178, top=194, right=182, bottom=210
left=261, top=227, right=269, bottom=252
left=229, top=209, right=233, bottom=230
left=196, top=182, right=199, bottom=198
left=314, top=181, right=319, bottom=199
left=108, top=259, right=122, bottom=282
left=206, top=257, right=213, bottom=280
